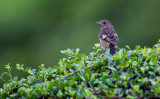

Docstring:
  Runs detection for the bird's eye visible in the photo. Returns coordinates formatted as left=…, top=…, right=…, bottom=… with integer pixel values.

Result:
left=103, top=22, right=106, bottom=24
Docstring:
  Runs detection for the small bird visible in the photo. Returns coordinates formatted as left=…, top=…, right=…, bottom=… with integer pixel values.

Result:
left=96, top=19, right=119, bottom=55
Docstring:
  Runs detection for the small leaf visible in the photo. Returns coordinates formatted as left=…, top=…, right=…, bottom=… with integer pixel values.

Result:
left=155, top=87, right=160, bottom=93
left=91, top=74, right=95, bottom=80
left=103, top=74, right=108, bottom=81
left=148, top=71, right=155, bottom=76
left=94, top=43, right=100, bottom=48
left=135, top=45, right=140, bottom=50
left=123, top=81, right=127, bottom=86
left=111, top=73, right=117, bottom=78
left=132, top=61, right=138, bottom=67
left=142, top=49, right=147, bottom=56
left=76, top=48, right=80, bottom=54
left=84, top=88, right=92, bottom=97
left=57, top=90, right=63, bottom=98
left=133, top=85, right=139, bottom=92
left=150, top=58, right=158, bottom=65
left=80, top=76, right=86, bottom=81
left=126, top=45, right=131, bottom=50
left=119, top=49, right=124, bottom=59
left=106, top=66, right=117, bottom=72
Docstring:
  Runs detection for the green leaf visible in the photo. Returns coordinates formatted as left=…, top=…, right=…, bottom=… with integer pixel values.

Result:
left=142, top=49, right=147, bottom=56
left=13, top=76, right=18, bottom=81
left=84, top=88, right=93, bottom=98
left=123, top=81, right=127, bottom=86
left=156, top=87, right=160, bottom=93
left=106, top=79, right=114, bottom=87
left=103, top=74, right=108, bottom=81
left=28, top=69, right=34, bottom=75
left=149, top=79, right=156, bottom=86
left=133, top=85, right=139, bottom=92
left=1, top=72, right=10, bottom=78
left=106, top=66, right=117, bottom=72
left=69, top=87, right=75, bottom=96
left=57, top=90, right=63, bottom=98
left=119, top=49, right=124, bottom=59
left=132, top=61, right=138, bottom=67
left=80, top=76, right=86, bottom=81
left=135, top=45, right=140, bottom=50
left=76, top=48, right=80, bottom=54
left=126, top=45, right=131, bottom=50
left=5, top=64, right=12, bottom=72
left=150, top=57, right=158, bottom=65
left=94, top=43, right=100, bottom=48
left=140, top=67, right=145, bottom=74
left=91, top=74, right=95, bottom=80
left=120, top=74, right=127, bottom=80
left=111, top=73, right=117, bottom=78
left=148, top=71, right=155, bottom=76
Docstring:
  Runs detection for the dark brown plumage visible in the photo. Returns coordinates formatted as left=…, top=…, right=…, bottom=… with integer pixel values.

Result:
left=96, top=19, right=119, bottom=55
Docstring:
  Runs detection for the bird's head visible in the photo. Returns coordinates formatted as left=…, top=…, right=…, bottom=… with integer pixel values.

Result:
left=96, top=19, right=112, bottom=29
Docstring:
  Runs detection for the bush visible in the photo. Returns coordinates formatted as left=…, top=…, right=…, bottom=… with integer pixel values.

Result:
left=0, top=40, right=160, bottom=99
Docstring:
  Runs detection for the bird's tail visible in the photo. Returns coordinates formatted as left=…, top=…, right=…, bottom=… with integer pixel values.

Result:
left=109, top=44, right=115, bottom=55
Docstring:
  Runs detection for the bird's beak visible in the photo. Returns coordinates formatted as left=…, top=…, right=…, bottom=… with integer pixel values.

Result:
left=96, top=22, right=101, bottom=24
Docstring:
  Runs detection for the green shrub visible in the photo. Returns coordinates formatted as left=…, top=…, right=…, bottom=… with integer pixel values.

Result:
left=0, top=40, right=160, bottom=99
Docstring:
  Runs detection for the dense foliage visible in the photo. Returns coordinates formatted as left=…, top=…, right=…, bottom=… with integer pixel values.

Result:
left=0, top=40, right=160, bottom=99
left=1, top=1, right=160, bottom=71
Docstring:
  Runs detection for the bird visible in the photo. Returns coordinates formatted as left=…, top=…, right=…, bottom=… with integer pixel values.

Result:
left=96, top=19, right=119, bottom=55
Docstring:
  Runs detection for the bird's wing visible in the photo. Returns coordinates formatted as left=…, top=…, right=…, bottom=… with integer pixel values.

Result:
left=107, top=33, right=119, bottom=46
left=100, top=33, right=119, bottom=46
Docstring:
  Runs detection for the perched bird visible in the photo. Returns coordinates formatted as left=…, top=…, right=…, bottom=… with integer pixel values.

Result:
left=96, top=19, right=119, bottom=55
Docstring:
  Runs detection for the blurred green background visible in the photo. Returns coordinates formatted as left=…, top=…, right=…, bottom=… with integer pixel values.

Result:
left=0, top=0, right=160, bottom=87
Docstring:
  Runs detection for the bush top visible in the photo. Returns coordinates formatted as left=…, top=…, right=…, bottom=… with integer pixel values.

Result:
left=0, top=40, right=160, bottom=99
